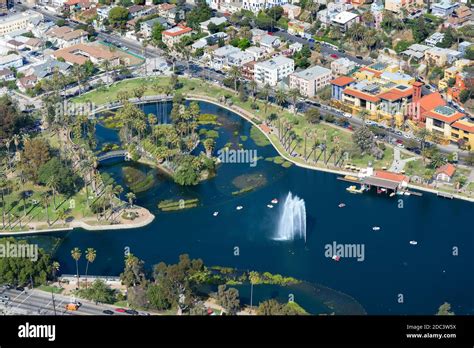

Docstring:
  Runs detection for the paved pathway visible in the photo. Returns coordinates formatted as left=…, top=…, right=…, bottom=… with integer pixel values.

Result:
left=389, top=147, right=420, bottom=173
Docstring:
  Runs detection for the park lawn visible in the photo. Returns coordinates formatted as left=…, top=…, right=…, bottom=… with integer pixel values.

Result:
left=37, top=285, right=64, bottom=294
left=74, top=76, right=393, bottom=169
left=0, top=181, right=95, bottom=231
left=404, top=159, right=428, bottom=177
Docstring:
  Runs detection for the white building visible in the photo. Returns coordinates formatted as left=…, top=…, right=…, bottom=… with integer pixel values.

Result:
left=243, top=0, right=288, bottom=13
left=254, top=55, right=294, bottom=86
left=208, top=45, right=241, bottom=70
left=0, top=11, right=43, bottom=37
left=425, top=32, right=445, bottom=47
left=332, top=11, right=359, bottom=32
left=227, top=51, right=254, bottom=68
left=331, top=57, right=357, bottom=77
left=289, top=65, right=332, bottom=98
left=0, top=53, right=23, bottom=69
left=245, top=46, right=266, bottom=61
left=199, top=17, right=227, bottom=33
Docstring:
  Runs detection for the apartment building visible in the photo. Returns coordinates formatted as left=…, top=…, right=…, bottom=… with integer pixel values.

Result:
left=0, top=11, right=43, bottom=36
left=162, top=25, right=193, bottom=48
left=425, top=47, right=463, bottom=66
left=0, top=53, right=23, bottom=69
left=431, top=0, right=459, bottom=17
left=45, top=26, right=88, bottom=49
left=332, top=11, right=359, bottom=32
left=289, top=65, right=332, bottom=98
left=52, top=43, right=120, bottom=66
left=208, top=45, right=241, bottom=70
left=384, top=0, right=423, bottom=13
left=242, top=0, right=288, bottom=13
left=331, top=57, right=357, bottom=77
left=254, top=55, right=294, bottom=86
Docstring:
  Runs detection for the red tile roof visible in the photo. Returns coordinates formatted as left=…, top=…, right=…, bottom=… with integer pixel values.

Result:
left=436, top=163, right=456, bottom=177
left=374, top=170, right=409, bottom=183
left=163, top=25, right=192, bottom=37
left=452, top=120, right=474, bottom=133
left=418, top=92, right=446, bottom=114
left=343, top=88, right=380, bottom=103
left=378, top=87, right=413, bottom=101
left=331, top=76, right=355, bottom=87
left=260, top=124, right=271, bottom=134
left=424, top=109, right=465, bottom=124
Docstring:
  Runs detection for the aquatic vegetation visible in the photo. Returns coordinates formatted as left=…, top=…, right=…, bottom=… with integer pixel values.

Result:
left=197, top=113, right=219, bottom=125
left=232, top=173, right=267, bottom=194
left=157, top=198, right=199, bottom=211
left=248, top=271, right=301, bottom=286
left=250, top=126, right=270, bottom=147
left=282, top=161, right=293, bottom=168
left=231, top=186, right=256, bottom=196
left=240, top=135, right=248, bottom=141
left=122, top=166, right=155, bottom=193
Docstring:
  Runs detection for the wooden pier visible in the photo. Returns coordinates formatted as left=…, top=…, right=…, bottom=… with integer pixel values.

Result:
left=437, top=192, right=454, bottom=199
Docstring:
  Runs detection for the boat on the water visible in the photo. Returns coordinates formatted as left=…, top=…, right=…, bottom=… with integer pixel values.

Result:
left=409, top=240, right=418, bottom=245
left=213, top=212, right=219, bottom=217
left=372, top=226, right=381, bottom=231
left=267, top=204, right=273, bottom=208
left=389, top=192, right=396, bottom=197
left=346, top=185, right=364, bottom=194
left=236, top=206, right=243, bottom=210
left=338, top=203, right=346, bottom=208
left=271, top=199, right=278, bottom=204
left=332, top=255, right=341, bottom=261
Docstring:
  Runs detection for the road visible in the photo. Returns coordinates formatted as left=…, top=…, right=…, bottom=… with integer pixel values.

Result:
left=0, top=287, right=135, bottom=316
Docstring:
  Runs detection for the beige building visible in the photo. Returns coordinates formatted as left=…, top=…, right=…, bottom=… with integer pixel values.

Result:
left=0, top=10, right=43, bottom=36
left=289, top=65, right=332, bottom=98
left=331, top=57, right=357, bottom=77
left=162, top=25, right=193, bottom=48
left=385, top=0, right=423, bottom=13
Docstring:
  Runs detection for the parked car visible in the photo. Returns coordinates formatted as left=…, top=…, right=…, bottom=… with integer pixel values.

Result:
left=0, top=295, right=10, bottom=301
left=125, top=309, right=139, bottom=315
left=102, top=310, right=114, bottom=315
left=115, top=308, right=126, bottom=313
left=330, top=54, right=338, bottom=59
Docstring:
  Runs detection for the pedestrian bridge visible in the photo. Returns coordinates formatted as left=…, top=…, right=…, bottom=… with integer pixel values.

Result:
left=97, top=150, right=129, bottom=162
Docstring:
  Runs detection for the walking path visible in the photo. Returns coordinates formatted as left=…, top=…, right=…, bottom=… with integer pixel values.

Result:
left=389, top=147, right=420, bottom=173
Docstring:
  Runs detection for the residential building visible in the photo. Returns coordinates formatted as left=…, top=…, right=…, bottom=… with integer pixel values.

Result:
left=0, top=0, right=13, bottom=10
left=191, top=32, right=227, bottom=51
left=0, top=53, right=22, bottom=69
left=140, top=17, right=171, bottom=39
left=317, top=1, right=354, bottom=27
left=0, top=10, right=43, bottom=36
left=287, top=20, right=312, bottom=39
left=331, top=57, right=358, bottom=76
left=242, top=0, right=288, bottom=13
left=331, top=11, right=359, bottom=32
left=227, top=51, right=254, bottom=68
left=425, top=32, right=445, bottom=47
left=431, top=0, right=459, bottom=17
left=425, top=105, right=465, bottom=139
left=25, top=59, right=70, bottom=80
left=250, top=28, right=266, bottom=44
left=435, top=163, right=456, bottom=182
left=0, top=67, right=13, bottom=81
left=245, top=46, right=266, bottom=61
left=259, top=34, right=281, bottom=52
left=128, top=5, right=154, bottom=18
left=52, top=43, right=121, bottom=66
left=425, top=47, right=463, bottom=66
left=401, top=43, right=430, bottom=61
left=459, top=41, right=473, bottom=56
left=330, top=76, right=356, bottom=101
left=208, top=45, right=240, bottom=70
left=282, top=4, right=301, bottom=19
left=45, top=26, right=88, bottom=48
left=448, top=5, right=472, bottom=26
left=17, top=74, right=37, bottom=92
left=384, top=0, right=423, bottom=13
left=162, top=25, right=193, bottom=48
left=289, top=65, right=332, bottom=98
left=242, top=60, right=256, bottom=80
left=199, top=17, right=227, bottom=33
left=254, top=55, right=294, bottom=86
left=450, top=119, right=474, bottom=149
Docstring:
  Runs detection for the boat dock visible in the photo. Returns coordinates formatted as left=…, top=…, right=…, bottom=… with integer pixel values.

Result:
left=437, top=192, right=454, bottom=199
left=337, top=175, right=360, bottom=183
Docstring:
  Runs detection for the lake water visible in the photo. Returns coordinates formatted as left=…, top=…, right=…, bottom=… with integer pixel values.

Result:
left=39, top=101, right=474, bottom=315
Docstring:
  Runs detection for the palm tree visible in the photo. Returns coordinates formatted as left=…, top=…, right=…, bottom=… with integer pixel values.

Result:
left=71, top=247, right=82, bottom=289
left=259, top=84, right=270, bottom=114
left=0, top=178, right=7, bottom=229
left=125, top=192, right=136, bottom=208
left=57, top=209, right=67, bottom=226
left=84, top=248, right=96, bottom=289
left=203, top=138, right=215, bottom=158
left=358, top=109, right=369, bottom=124
left=229, top=66, right=241, bottom=91
left=52, top=261, right=60, bottom=282
left=275, top=88, right=286, bottom=110
left=12, top=134, right=20, bottom=155
left=101, top=60, right=111, bottom=86
left=288, top=88, right=300, bottom=114
left=19, top=190, right=29, bottom=220
left=41, top=193, right=51, bottom=226
left=249, top=80, right=258, bottom=101
left=47, top=175, right=60, bottom=211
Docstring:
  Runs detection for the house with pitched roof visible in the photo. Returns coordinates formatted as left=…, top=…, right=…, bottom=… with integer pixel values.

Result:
left=435, top=163, right=456, bottom=182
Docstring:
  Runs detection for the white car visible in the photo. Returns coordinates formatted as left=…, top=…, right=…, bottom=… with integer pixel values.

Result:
left=397, top=143, right=404, bottom=148
left=343, top=112, right=352, bottom=118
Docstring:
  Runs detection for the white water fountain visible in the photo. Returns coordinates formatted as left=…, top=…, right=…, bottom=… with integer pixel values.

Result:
left=274, top=192, right=307, bottom=243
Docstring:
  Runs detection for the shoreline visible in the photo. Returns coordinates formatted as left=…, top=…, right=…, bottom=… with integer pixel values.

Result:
left=185, top=95, right=474, bottom=204
left=0, top=207, right=155, bottom=236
